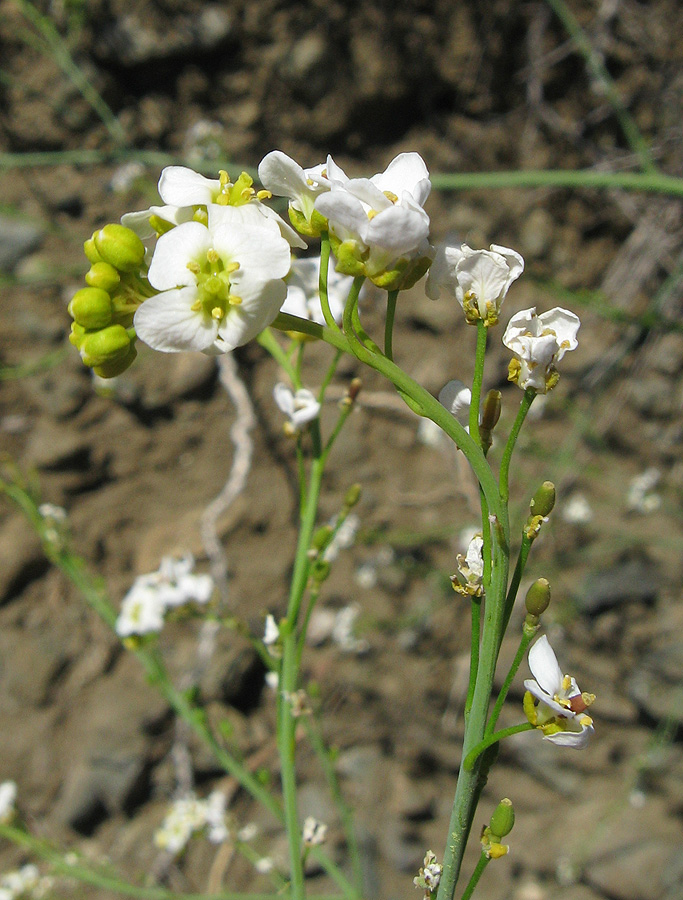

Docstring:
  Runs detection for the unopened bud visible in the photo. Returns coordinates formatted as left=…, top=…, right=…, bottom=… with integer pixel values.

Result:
left=311, top=525, right=333, bottom=554
left=347, top=378, right=362, bottom=404
left=68, top=287, right=113, bottom=329
left=343, top=483, right=362, bottom=509
left=69, top=321, right=87, bottom=349
left=80, top=324, right=131, bottom=368
left=86, top=261, right=121, bottom=293
left=93, top=342, right=137, bottom=378
left=311, top=560, right=331, bottom=583
left=530, top=481, right=556, bottom=518
left=489, top=798, right=515, bottom=839
left=481, top=390, right=502, bottom=433
left=525, top=578, right=551, bottom=617
left=94, top=224, right=145, bottom=272
left=84, top=234, right=103, bottom=264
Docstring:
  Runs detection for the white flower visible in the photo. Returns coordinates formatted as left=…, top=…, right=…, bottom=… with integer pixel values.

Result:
left=438, top=379, right=472, bottom=428
left=503, top=307, right=580, bottom=393
left=204, top=791, right=229, bottom=843
left=315, top=152, right=432, bottom=282
left=331, top=603, right=369, bottom=654
left=254, top=857, right=274, bottom=874
left=124, top=166, right=306, bottom=249
left=148, top=555, right=214, bottom=609
left=273, top=383, right=320, bottom=433
left=302, top=816, right=328, bottom=846
left=0, top=781, right=16, bottom=824
left=263, top=614, right=280, bottom=646
left=154, top=795, right=207, bottom=855
left=524, top=635, right=595, bottom=748
left=258, top=151, right=334, bottom=234
left=115, top=583, right=166, bottom=638
left=426, top=242, right=524, bottom=326
left=282, top=256, right=352, bottom=325
left=414, top=851, right=443, bottom=898
left=451, top=534, right=484, bottom=597
left=0, top=865, right=53, bottom=900
left=323, top=512, right=360, bottom=562
left=134, top=206, right=291, bottom=354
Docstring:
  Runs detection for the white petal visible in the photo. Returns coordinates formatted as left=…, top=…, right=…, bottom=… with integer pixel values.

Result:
left=258, top=151, right=323, bottom=204
left=215, top=280, right=287, bottom=352
left=538, top=307, right=580, bottom=359
left=364, top=205, right=430, bottom=255
left=456, top=248, right=511, bottom=306
left=158, top=166, right=219, bottom=206
left=528, top=635, right=564, bottom=696
left=324, top=155, right=349, bottom=185
left=211, top=223, right=291, bottom=301
left=524, top=679, right=570, bottom=717
left=134, top=288, right=218, bottom=352
left=315, top=191, right=368, bottom=243
left=438, top=379, right=472, bottom=426
left=274, top=382, right=295, bottom=416
left=502, top=307, right=538, bottom=350
left=489, top=244, right=525, bottom=284
left=543, top=719, right=594, bottom=749
left=371, top=152, right=431, bottom=206
left=425, top=243, right=465, bottom=300
left=344, top=177, right=393, bottom=211
left=148, top=222, right=212, bottom=290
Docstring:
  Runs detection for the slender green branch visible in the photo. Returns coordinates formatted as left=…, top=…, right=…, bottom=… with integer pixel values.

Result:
left=318, top=235, right=340, bottom=331
left=486, top=627, right=536, bottom=736
left=499, top=533, right=532, bottom=644
left=431, top=169, right=683, bottom=195
left=257, top=329, right=298, bottom=383
left=543, top=0, right=656, bottom=173
left=463, top=596, right=482, bottom=724
left=469, top=323, right=487, bottom=449
left=459, top=852, right=490, bottom=900
left=499, top=390, right=535, bottom=502
left=384, top=290, right=399, bottom=360
left=463, top=723, right=535, bottom=771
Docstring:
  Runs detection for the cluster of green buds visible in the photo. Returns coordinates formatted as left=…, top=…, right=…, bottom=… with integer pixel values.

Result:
left=308, top=482, right=362, bottom=585
left=480, top=798, right=515, bottom=859
left=331, top=232, right=433, bottom=292
left=68, top=224, right=153, bottom=377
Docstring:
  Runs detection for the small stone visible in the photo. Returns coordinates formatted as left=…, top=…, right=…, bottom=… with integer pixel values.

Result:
left=575, top=555, right=660, bottom=615
left=0, top=214, right=44, bottom=272
left=24, top=421, right=91, bottom=471
left=0, top=515, right=48, bottom=605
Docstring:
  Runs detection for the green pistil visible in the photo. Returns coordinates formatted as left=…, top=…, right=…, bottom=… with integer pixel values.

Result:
left=188, top=251, right=239, bottom=323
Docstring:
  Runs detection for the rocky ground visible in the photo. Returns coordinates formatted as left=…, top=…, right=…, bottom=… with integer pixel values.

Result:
left=1, top=1, right=683, bottom=899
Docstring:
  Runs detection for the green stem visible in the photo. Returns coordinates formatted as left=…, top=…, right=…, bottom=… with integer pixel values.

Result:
left=459, top=853, right=490, bottom=900
left=463, top=596, right=482, bottom=723
left=499, top=533, right=532, bottom=645
left=463, top=723, right=535, bottom=771
left=486, top=627, right=536, bottom=736
left=318, top=235, right=341, bottom=331
left=257, top=329, right=298, bottom=383
left=499, top=390, right=535, bottom=502
left=469, top=322, right=487, bottom=449
left=384, top=290, right=399, bottom=360
left=430, top=169, right=683, bottom=195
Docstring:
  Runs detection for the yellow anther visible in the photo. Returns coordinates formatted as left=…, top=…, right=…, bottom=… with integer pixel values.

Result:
left=367, top=209, right=378, bottom=220
left=306, top=178, right=315, bottom=185
left=207, top=248, right=220, bottom=263
left=211, top=307, right=223, bottom=320
left=190, top=300, right=202, bottom=312
left=257, top=189, right=272, bottom=200
left=219, top=170, right=230, bottom=188
left=383, top=190, right=398, bottom=203
left=187, top=261, right=201, bottom=274
left=228, top=294, right=243, bottom=306
left=224, top=261, right=240, bottom=274
left=240, top=188, right=254, bottom=201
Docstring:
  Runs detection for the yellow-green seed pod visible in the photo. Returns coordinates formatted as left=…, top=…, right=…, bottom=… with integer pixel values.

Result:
left=94, top=224, right=145, bottom=272
left=481, top=390, right=502, bottom=434
left=525, top=578, right=551, bottom=617
left=85, top=261, right=121, bottom=293
left=92, top=342, right=137, bottom=378
left=489, top=798, right=515, bottom=839
left=80, top=324, right=131, bottom=368
left=68, top=287, right=113, bottom=330
left=343, top=483, right=362, bottom=509
left=530, top=481, right=556, bottom=518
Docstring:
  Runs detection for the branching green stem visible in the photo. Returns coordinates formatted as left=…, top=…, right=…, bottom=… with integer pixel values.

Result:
left=384, top=290, right=399, bottom=360
left=499, top=390, right=535, bottom=502
left=463, top=723, right=535, bottom=771
left=486, top=627, right=537, bottom=736
left=459, top=852, right=490, bottom=900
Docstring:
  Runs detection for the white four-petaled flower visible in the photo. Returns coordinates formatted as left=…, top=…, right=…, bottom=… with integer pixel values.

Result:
left=258, top=151, right=334, bottom=234
left=524, top=635, right=595, bottom=748
left=426, top=243, right=524, bottom=326
left=134, top=206, right=291, bottom=355
left=273, top=383, right=321, bottom=433
left=502, top=306, right=580, bottom=393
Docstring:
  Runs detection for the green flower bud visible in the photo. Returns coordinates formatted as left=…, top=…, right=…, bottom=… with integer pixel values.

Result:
left=80, top=324, right=131, bottom=368
left=525, top=578, right=551, bottom=617
left=530, top=481, right=556, bottom=518
left=343, top=483, right=362, bottom=509
left=311, top=525, right=334, bottom=554
left=489, top=798, right=515, bottom=839
left=331, top=238, right=366, bottom=277
left=94, top=224, right=145, bottom=272
left=84, top=234, right=103, bottom=264
left=68, top=287, right=113, bottom=329
left=288, top=207, right=328, bottom=238
left=69, top=321, right=87, bottom=349
left=93, top=342, right=137, bottom=378
left=85, top=261, right=121, bottom=293
left=312, top=560, right=331, bottom=583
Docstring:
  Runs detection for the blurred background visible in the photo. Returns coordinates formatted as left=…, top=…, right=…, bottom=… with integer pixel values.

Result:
left=1, top=1, right=682, bottom=898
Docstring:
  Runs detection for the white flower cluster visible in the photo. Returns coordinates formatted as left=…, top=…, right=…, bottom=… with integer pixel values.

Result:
left=115, top=554, right=213, bottom=638
left=0, top=781, right=16, bottom=824
left=302, top=816, right=328, bottom=846
left=0, top=865, right=53, bottom=900
left=451, top=534, right=485, bottom=597
left=153, top=791, right=229, bottom=856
